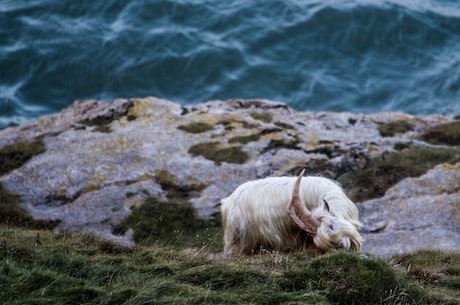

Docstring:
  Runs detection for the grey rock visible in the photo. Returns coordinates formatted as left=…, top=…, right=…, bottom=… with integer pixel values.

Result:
left=0, top=97, right=459, bottom=255
left=359, top=163, right=460, bottom=257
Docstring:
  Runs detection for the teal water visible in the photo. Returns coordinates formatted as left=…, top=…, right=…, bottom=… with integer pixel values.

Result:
left=1, top=0, right=460, bottom=129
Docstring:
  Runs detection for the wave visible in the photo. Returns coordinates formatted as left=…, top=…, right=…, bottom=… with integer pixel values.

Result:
left=1, top=0, right=459, bottom=129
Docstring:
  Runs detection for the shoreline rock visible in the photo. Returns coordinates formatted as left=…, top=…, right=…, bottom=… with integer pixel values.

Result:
left=0, top=97, right=459, bottom=256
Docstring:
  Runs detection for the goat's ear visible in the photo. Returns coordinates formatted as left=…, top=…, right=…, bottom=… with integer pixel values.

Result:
left=323, top=199, right=330, bottom=212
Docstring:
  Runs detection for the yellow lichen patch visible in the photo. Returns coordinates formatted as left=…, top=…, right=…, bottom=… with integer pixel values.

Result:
left=304, top=143, right=319, bottom=150
left=184, top=175, right=203, bottom=186
left=137, top=174, right=152, bottom=182
left=84, top=183, right=101, bottom=194
left=116, top=136, right=129, bottom=148
left=37, top=118, right=46, bottom=126
left=439, top=163, right=460, bottom=171
left=187, top=113, right=222, bottom=126
left=308, top=134, right=320, bottom=143
left=54, top=189, right=68, bottom=198
left=264, top=132, right=281, bottom=141
left=127, top=99, right=153, bottom=120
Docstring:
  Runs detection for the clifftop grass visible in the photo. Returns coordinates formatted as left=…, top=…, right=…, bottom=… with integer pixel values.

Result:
left=1, top=224, right=459, bottom=305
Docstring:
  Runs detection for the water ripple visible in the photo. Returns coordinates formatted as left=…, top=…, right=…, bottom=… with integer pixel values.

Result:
left=1, top=0, right=460, bottom=129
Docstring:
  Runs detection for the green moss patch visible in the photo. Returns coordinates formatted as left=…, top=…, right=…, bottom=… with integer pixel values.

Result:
left=0, top=139, right=46, bottom=175
left=263, top=136, right=301, bottom=152
left=418, top=121, right=460, bottom=146
left=188, top=142, right=249, bottom=165
left=229, top=133, right=261, bottom=144
left=338, top=144, right=460, bottom=202
left=377, top=120, right=414, bottom=137
left=177, top=122, right=214, bottom=134
left=250, top=111, right=273, bottom=123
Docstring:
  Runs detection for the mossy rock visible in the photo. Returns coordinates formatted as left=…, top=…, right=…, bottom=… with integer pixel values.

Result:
left=188, top=142, right=249, bottom=165
left=250, top=111, right=273, bottom=123
left=338, top=144, right=460, bottom=202
left=263, top=136, right=301, bottom=152
left=377, top=120, right=414, bottom=137
left=177, top=122, right=214, bottom=134
left=229, top=133, right=261, bottom=144
left=418, top=121, right=460, bottom=146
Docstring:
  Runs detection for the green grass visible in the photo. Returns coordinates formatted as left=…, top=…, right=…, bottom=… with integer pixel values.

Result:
left=1, top=183, right=458, bottom=304
left=1, top=224, right=458, bottom=305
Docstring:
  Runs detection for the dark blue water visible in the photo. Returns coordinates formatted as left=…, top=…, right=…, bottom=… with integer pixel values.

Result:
left=1, top=1, right=460, bottom=129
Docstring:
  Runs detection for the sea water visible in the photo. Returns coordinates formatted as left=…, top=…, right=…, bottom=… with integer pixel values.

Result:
left=1, top=0, right=460, bottom=129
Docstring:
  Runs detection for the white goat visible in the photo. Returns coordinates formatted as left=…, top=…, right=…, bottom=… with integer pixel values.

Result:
left=221, top=169, right=362, bottom=256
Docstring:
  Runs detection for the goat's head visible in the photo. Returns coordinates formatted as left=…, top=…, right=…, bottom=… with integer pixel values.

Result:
left=287, top=168, right=362, bottom=252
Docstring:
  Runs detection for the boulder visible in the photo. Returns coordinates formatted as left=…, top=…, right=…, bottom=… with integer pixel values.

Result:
left=0, top=97, right=458, bottom=256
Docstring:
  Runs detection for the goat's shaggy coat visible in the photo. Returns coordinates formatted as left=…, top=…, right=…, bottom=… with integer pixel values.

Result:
left=221, top=173, right=362, bottom=256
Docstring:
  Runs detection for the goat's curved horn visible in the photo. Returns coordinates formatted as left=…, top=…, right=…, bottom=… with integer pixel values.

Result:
left=287, top=168, right=320, bottom=235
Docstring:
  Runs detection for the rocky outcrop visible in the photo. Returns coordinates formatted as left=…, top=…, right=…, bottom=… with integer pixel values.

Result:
left=0, top=97, right=459, bottom=257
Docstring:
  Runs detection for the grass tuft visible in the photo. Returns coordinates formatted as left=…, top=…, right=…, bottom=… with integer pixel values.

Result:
left=0, top=139, right=46, bottom=175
